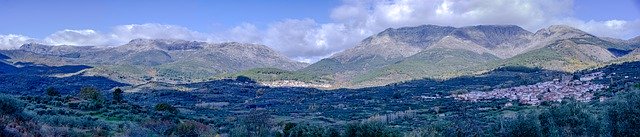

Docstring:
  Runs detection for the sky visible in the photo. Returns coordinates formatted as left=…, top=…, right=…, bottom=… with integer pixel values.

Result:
left=0, top=0, right=639, bottom=63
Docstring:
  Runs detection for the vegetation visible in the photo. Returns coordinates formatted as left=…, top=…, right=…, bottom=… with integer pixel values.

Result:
left=275, top=122, right=396, bottom=137
left=2, top=61, right=640, bottom=136
left=607, top=90, right=640, bottom=136
left=0, top=94, right=24, bottom=115
left=45, top=87, right=60, bottom=96
left=112, top=88, right=124, bottom=103
left=79, top=86, right=103, bottom=102
left=155, top=103, right=179, bottom=114
left=354, top=48, right=500, bottom=84
left=223, top=68, right=327, bottom=83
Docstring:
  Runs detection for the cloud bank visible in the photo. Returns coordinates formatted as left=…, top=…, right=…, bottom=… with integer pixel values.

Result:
left=1, top=0, right=639, bottom=63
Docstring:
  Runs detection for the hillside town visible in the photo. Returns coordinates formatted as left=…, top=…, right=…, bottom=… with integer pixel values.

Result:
left=260, top=80, right=333, bottom=88
left=454, top=72, right=607, bottom=105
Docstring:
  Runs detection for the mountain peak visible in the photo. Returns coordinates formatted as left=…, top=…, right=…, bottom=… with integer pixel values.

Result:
left=631, top=36, right=640, bottom=42
left=537, top=25, right=588, bottom=35
left=122, top=39, right=205, bottom=51
left=533, top=25, right=594, bottom=40
left=548, top=25, right=583, bottom=32
left=19, top=43, right=51, bottom=51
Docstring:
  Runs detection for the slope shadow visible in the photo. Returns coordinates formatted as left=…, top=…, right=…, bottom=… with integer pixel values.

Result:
left=0, top=55, right=128, bottom=95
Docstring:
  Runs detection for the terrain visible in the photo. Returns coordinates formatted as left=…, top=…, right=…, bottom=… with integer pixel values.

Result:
left=2, top=25, right=638, bottom=88
left=1, top=24, right=640, bottom=136
left=2, top=55, right=640, bottom=136
left=303, top=25, right=640, bottom=87
left=0, top=39, right=307, bottom=85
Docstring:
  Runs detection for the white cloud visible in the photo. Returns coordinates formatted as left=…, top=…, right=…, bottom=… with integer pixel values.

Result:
left=0, top=34, right=36, bottom=49
left=37, top=23, right=214, bottom=47
left=219, top=19, right=363, bottom=62
left=225, top=23, right=262, bottom=44
left=110, top=23, right=211, bottom=44
left=44, top=29, right=109, bottom=46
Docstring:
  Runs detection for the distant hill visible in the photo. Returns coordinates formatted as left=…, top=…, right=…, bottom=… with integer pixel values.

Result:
left=0, top=39, right=308, bottom=84
left=302, top=25, right=640, bottom=87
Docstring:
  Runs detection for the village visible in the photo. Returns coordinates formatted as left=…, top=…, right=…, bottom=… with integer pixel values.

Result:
left=454, top=72, right=607, bottom=105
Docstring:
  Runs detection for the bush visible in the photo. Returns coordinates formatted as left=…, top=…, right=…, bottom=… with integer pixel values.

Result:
left=345, top=122, right=400, bottom=137
left=113, top=88, right=124, bottom=103
left=0, top=94, right=24, bottom=115
left=155, top=103, right=179, bottom=114
left=285, top=123, right=328, bottom=137
left=173, top=121, right=198, bottom=137
left=45, top=87, right=60, bottom=96
left=229, top=125, right=250, bottom=137
left=38, top=115, right=110, bottom=130
left=236, top=76, right=255, bottom=83
left=607, top=90, right=640, bottom=136
left=239, top=110, right=272, bottom=137
left=141, top=119, right=177, bottom=135
left=406, top=120, right=453, bottom=137
left=171, top=121, right=215, bottom=137
left=79, top=87, right=103, bottom=102
left=504, top=113, right=542, bottom=137
left=539, top=101, right=601, bottom=136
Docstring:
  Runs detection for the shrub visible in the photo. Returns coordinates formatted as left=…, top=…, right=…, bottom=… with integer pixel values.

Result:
left=79, top=87, right=103, bottom=102
left=229, top=125, right=249, bottom=137
left=38, top=115, right=110, bottom=130
left=171, top=120, right=215, bottom=137
left=345, top=122, right=400, bottom=137
left=243, top=109, right=272, bottom=136
left=236, top=76, right=255, bottom=83
left=173, top=122, right=198, bottom=137
left=286, top=123, right=325, bottom=137
left=45, top=87, right=60, bottom=96
left=607, top=90, right=640, bottom=136
left=539, top=101, right=601, bottom=136
left=155, top=103, right=179, bottom=114
left=504, top=113, right=542, bottom=137
left=0, top=94, right=24, bottom=115
left=113, top=88, right=124, bottom=103
left=407, top=120, right=454, bottom=137
left=142, top=119, right=176, bottom=135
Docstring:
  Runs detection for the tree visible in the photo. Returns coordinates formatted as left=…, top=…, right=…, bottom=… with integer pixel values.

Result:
left=112, top=88, right=124, bottom=103
left=345, top=122, right=400, bottom=137
left=79, top=86, right=103, bottom=102
left=540, top=101, right=601, bottom=136
left=607, top=90, right=640, bottom=136
left=155, top=103, right=179, bottom=114
left=45, top=87, right=60, bottom=96
left=505, top=113, right=542, bottom=137
left=236, top=76, right=255, bottom=83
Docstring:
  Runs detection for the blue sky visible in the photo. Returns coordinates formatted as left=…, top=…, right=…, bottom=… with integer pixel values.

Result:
left=0, top=0, right=639, bottom=62
left=0, top=0, right=340, bottom=38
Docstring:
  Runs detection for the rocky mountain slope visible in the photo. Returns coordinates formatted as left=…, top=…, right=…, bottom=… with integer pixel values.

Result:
left=302, top=25, right=640, bottom=87
left=2, top=25, right=638, bottom=88
left=0, top=39, right=308, bottom=84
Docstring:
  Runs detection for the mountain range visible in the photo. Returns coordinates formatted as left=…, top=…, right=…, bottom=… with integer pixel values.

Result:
left=1, top=25, right=639, bottom=88
left=302, top=25, right=640, bottom=87
left=0, top=39, right=307, bottom=84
